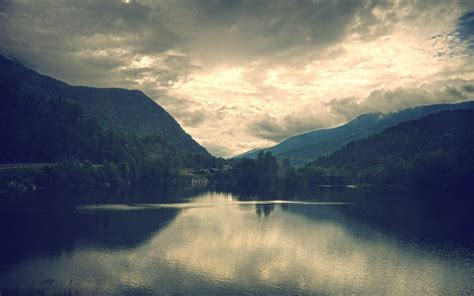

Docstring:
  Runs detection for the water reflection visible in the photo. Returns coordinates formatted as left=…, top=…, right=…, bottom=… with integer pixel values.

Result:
left=1, top=192, right=473, bottom=295
left=255, top=204, right=276, bottom=217
left=0, top=208, right=178, bottom=268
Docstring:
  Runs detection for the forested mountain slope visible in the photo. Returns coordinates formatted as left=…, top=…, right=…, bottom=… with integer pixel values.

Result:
left=307, top=110, right=474, bottom=188
left=239, top=101, right=474, bottom=165
left=0, top=55, right=208, bottom=155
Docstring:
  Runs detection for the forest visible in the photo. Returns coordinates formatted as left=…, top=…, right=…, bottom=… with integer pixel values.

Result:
left=0, top=81, right=218, bottom=194
left=307, top=110, right=474, bottom=189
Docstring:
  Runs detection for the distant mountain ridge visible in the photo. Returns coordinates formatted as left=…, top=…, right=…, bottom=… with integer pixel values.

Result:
left=0, top=55, right=209, bottom=155
left=238, top=100, right=474, bottom=165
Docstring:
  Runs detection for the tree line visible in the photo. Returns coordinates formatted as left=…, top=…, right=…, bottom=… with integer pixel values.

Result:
left=220, top=110, right=474, bottom=193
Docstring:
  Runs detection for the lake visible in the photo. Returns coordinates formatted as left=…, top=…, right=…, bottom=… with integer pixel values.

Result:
left=1, top=188, right=473, bottom=295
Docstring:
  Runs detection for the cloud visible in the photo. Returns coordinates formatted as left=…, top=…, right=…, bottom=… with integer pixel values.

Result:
left=326, top=81, right=474, bottom=119
left=1, top=1, right=473, bottom=157
left=248, top=81, right=474, bottom=144
left=247, top=106, right=339, bottom=142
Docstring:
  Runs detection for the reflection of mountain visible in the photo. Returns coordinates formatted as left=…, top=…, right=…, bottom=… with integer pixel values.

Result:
left=0, top=208, right=178, bottom=268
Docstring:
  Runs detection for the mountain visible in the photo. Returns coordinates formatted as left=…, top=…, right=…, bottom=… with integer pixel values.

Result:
left=238, top=101, right=474, bottom=165
left=0, top=81, right=171, bottom=164
left=0, top=55, right=208, bottom=155
left=307, top=109, right=474, bottom=189
left=0, top=78, right=218, bottom=193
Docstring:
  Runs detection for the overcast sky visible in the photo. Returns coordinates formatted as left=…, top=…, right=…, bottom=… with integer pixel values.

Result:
left=1, top=0, right=473, bottom=157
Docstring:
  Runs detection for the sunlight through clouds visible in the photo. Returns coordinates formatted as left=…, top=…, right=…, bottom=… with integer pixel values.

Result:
left=1, top=0, right=472, bottom=156
left=166, top=19, right=473, bottom=153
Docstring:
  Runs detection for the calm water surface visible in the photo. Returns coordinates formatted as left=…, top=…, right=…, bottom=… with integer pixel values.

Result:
left=1, top=189, right=473, bottom=295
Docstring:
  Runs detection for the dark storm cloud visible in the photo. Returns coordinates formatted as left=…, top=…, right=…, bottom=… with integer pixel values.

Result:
left=194, top=0, right=363, bottom=44
left=8, top=0, right=447, bottom=88
left=0, top=0, right=180, bottom=84
left=0, top=0, right=367, bottom=78
left=170, top=0, right=367, bottom=62
left=2, top=0, right=177, bottom=49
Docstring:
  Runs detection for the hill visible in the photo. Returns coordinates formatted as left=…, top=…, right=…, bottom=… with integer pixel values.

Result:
left=0, top=81, right=216, bottom=193
left=239, top=101, right=474, bottom=165
left=305, top=110, right=474, bottom=189
left=0, top=55, right=208, bottom=155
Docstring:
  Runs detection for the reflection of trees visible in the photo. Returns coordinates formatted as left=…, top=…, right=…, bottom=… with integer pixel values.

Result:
left=255, top=204, right=275, bottom=217
left=227, top=187, right=297, bottom=202
left=253, top=202, right=290, bottom=217
left=280, top=203, right=289, bottom=212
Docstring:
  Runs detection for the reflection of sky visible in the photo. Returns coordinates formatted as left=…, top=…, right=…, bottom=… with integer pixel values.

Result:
left=3, top=193, right=474, bottom=295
